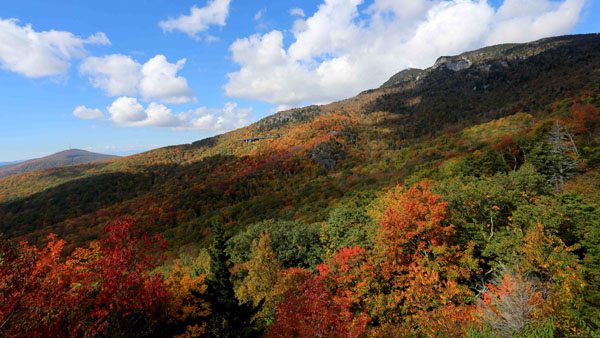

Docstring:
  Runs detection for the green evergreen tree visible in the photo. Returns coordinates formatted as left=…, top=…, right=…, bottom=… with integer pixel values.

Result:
left=531, top=121, right=578, bottom=191
left=203, top=222, right=262, bottom=338
left=580, top=203, right=600, bottom=331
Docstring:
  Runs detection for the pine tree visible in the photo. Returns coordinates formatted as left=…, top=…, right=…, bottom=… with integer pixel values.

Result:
left=531, top=121, right=578, bottom=191
left=203, top=222, right=262, bottom=338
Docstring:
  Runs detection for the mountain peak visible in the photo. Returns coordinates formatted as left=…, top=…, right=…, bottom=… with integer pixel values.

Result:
left=383, top=33, right=600, bottom=89
left=0, top=149, right=118, bottom=178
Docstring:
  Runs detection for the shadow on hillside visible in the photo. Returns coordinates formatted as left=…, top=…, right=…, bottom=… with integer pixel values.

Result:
left=44, top=162, right=113, bottom=179
left=366, top=34, right=600, bottom=140
left=0, top=154, right=237, bottom=240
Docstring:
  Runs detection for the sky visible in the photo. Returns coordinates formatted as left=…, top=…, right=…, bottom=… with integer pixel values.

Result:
left=0, top=0, right=598, bottom=161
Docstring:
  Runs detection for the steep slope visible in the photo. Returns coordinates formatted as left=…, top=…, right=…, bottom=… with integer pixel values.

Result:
left=0, top=149, right=117, bottom=178
left=368, top=34, right=600, bottom=137
left=0, top=34, right=598, bottom=254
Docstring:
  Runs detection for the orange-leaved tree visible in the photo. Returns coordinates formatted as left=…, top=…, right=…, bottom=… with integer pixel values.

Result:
left=368, top=181, right=478, bottom=335
left=164, top=260, right=211, bottom=338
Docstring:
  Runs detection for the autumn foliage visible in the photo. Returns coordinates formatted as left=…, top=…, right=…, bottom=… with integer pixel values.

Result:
left=267, top=269, right=369, bottom=338
left=0, top=234, right=76, bottom=337
left=2, top=172, right=593, bottom=337
left=265, top=180, right=589, bottom=336
left=268, top=181, right=478, bottom=337
left=70, top=218, right=171, bottom=335
left=0, top=218, right=190, bottom=337
left=164, top=261, right=210, bottom=337
left=568, top=102, right=599, bottom=137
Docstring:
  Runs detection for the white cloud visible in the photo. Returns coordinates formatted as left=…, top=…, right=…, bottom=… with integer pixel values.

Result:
left=80, top=54, right=195, bottom=103
left=181, top=102, right=252, bottom=132
left=107, top=96, right=251, bottom=132
left=0, top=18, right=110, bottom=78
left=226, top=31, right=320, bottom=106
left=140, top=55, right=194, bottom=103
left=206, top=35, right=220, bottom=42
left=486, top=0, right=584, bottom=45
left=79, top=54, right=141, bottom=96
left=288, top=0, right=363, bottom=61
left=254, top=8, right=266, bottom=21
left=108, top=96, right=146, bottom=125
left=142, top=102, right=183, bottom=127
left=368, top=0, right=429, bottom=20
left=159, top=0, right=231, bottom=38
left=225, top=0, right=585, bottom=106
left=84, top=32, right=111, bottom=45
left=289, top=8, right=306, bottom=17
left=73, top=105, right=104, bottom=120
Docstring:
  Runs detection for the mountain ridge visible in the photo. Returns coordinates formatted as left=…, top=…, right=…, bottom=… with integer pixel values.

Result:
left=0, top=149, right=118, bottom=178
left=0, top=161, right=22, bottom=167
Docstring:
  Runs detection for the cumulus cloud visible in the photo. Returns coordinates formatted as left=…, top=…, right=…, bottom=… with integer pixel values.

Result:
left=108, top=97, right=146, bottom=125
left=486, top=0, right=584, bottom=45
left=73, top=105, right=104, bottom=120
left=80, top=54, right=195, bottom=103
left=140, top=55, right=194, bottom=104
left=180, top=102, right=252, bottom=131
left=79, top=54, right=141, bottom=96
left=225, top=0, right=585, bottom=106
left=0, top=18, right=110, bottom=78
left=159, top=0, right=231, bottom=38
left=289, top=8, right=306, bottom=17
left=107, top=96, right=251, bottom=132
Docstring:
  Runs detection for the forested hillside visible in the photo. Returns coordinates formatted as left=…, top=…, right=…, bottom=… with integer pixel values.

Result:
left=1, top=34, right=599, bottom=337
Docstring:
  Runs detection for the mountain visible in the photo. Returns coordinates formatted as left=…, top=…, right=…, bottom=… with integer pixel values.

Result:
left=1, top=34, right=599, bottom=336
left=0, top=149, right=118, bottom=178
left=0, top=34, right=598, bottom=248
left=0, top=161, right=21, bottom=167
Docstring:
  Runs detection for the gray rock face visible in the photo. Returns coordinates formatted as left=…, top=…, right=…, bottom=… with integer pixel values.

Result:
left=310, top=140, right=346, bottom=171
left=256, top=105, right=321, bottom=130
left=446, top=58, right=473, bottom=71
left=434, top=57, right=473, bottom=71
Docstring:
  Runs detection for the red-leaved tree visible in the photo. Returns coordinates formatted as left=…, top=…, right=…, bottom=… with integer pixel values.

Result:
left=0, top=234, right=79, bottom=337
left=0, top=218, right=172, bottom=337
left=568, top=102, right=599, bottom=140
left=267, top=268, right=368, bottom=338
left=68, top=217, right=171, bottom=336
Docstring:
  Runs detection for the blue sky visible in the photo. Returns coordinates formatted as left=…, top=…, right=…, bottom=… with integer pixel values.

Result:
left=0, top=0, right=598, bottom=161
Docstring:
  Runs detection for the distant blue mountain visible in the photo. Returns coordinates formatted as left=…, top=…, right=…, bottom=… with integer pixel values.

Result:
left=0, top=161, right=21, bottom=167
left=0, top=149, right=118, bottom=178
